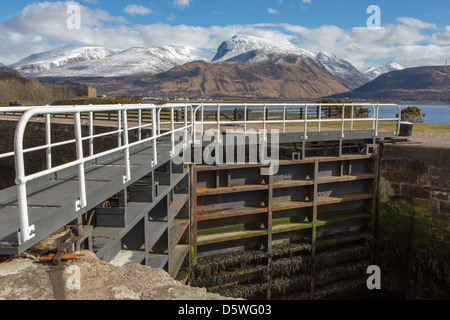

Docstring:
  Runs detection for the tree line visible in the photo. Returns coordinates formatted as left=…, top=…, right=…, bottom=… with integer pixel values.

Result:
left=0, top=79, right=86, bottom=106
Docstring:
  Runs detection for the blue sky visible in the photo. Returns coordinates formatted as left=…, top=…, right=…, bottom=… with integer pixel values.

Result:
left=0, top=0, right=449, bottom=69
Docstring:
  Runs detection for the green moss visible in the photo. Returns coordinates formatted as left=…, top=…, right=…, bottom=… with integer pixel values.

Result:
left=377, top=201, right=432, bottom=247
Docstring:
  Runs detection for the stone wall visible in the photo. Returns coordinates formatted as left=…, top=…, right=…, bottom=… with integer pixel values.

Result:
left=376, top=144, right=449, bottom=299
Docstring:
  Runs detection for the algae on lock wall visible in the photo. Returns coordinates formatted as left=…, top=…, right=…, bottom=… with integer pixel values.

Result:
left=375, top=201, right=449, bottom=298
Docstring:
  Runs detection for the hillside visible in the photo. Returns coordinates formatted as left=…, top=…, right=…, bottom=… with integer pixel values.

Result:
left=333, top=66, right=450, bottom=103
left=0, top=63, right=26, bottom=82
left=79, top=58, right=353, bottom=100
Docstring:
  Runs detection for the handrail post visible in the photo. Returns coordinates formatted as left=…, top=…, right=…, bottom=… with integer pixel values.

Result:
left=263, top=104, right=267, bottom=133
left=396, top=104, right=401, bottom=136
left=14, top=112, right=35, bottom=244
left=304, top=104, right=308, bottom=140
left=283, top=104, right=286, bottom=134
left=138, top=109, right=142, bottom=142
left=351, top=105, right=354, bottom=131
left=341, top=104, right=345, bottom=138
left=190, top=106, right=194, bottom=144
left=122, top=108, right=131, bottom=183
left=318, top=105, right=322, bottom=132
left=45, top=112, right=52, bottom=169
left=118, top=107, right=122, bottom=147
left=372, top=105, right=376, bottom=130
left=89, top=111, right=94, bottom=156
left=157, top=108, right=162, bottom=136
left=201, top=104, right=204, bottom=139
left=184, top=105, right=188, bottom=147
left=152, top=108, right=157, bottom=167
left=74, top=112, right=87, bottom=211
left=217, top=104, right=222, bottom=143
left=171, top=107, right=175, bottom=155
left=375, top=104, right=380, bottom=137
left=244, top=103, right=247, bottom=134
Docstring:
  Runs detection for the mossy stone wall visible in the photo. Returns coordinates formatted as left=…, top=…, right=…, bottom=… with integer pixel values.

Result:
left=377, top=144, right=449, bottom=299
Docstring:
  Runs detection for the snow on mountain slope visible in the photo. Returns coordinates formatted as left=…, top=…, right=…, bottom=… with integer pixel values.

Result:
left=10, top=47, right=120, bottom=74
left=11, top=46, right=213, bottom=78
left=315, top=51, right=369, bottom=89
left=8, top=34, right=367, bottom=90
left=213, top=35, right=368, bottom=89
left=363, top=61, right=405, bottom=80
left=212, top=35, right=315, bottom=63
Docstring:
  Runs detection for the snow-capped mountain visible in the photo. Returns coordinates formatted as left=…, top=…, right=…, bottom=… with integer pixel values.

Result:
left=10, top=47, right=120, bottom=74
left=363, top=61, right=405, bottom=80
left=10, top=46, right=213, bottom=78
left=314, top=52, right=369, bottom=89
left=212, top=35, right=316, bottom=63
left=212, top=35, right=368, bottom=89
left=9, top=34, right=367, bottom=90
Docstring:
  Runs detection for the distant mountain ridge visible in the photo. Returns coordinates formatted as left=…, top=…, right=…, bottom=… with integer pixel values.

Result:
left=9, top=35, right=367, bottom=89
left=10, top=46, right=213, bottom=78
left=332, top=66, right=450, bottom=102
left=9, top=35, right=445, bottom=102
left=362, top=61, right=405, bottom=80
left=10, top=47, right=120, bottom=74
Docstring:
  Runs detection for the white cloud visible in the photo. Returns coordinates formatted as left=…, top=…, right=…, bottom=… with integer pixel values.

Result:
left=174, top=0, right=191, bottom=8
left=168, top=14, right=176, bottom=22
left=302, top=0, right=311, bottom=4
left=267, top=8, right=278, bottom=14
left=0, top=1, right=448, bottom=70
left=430, top=26, right=450, bottom=45
left=280, top=22, right=450, bottom=69
left=124, top=4, right=151, bottom=16
left=396, top=17, right=437, bottom=30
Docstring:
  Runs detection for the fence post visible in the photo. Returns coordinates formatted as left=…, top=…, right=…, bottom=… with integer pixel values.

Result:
left=171, top=107, right=175, bottom=155
left=152, top=108, right=157, bottom=167
left=122, top=108, right=131, bottom=183
left=118, top=108, right=122, bottom=147
left=184, top=105, right=188, bottom=147
left=89, top=105, right=94, bottom=157
left=45, top=112, right=52, bottom=169
left=304, top=104, right=308, bottom=140
left=318, top=105, right=322, bottom=132
left=138, top=109, right=142, bottom=142
left=74, top=112, right=87, bottom=211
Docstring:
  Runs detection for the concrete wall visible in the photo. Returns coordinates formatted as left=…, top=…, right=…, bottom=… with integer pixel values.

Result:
left=376, top=144, right=449, bottom=299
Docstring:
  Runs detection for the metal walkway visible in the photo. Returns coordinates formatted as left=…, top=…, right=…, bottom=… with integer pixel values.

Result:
left=0, top=102, right=401, bottom=277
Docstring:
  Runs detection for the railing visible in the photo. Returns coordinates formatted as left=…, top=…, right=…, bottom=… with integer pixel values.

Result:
left=192, top=103, right=401, bottom=144
left=0, top=102, right=401, bottom=246
left=7, top=104, right=194, bottom=245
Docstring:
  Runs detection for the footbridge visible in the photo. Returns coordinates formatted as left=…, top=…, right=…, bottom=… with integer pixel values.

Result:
left=0, top=102, right=401, bottom=283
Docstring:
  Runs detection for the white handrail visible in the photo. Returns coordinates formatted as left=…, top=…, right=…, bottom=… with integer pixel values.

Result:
left=0, top=102, right=401, bottom=245
left=192, top=103, right=401, bottom=143
left=12, top=103, right=194, bottom=244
